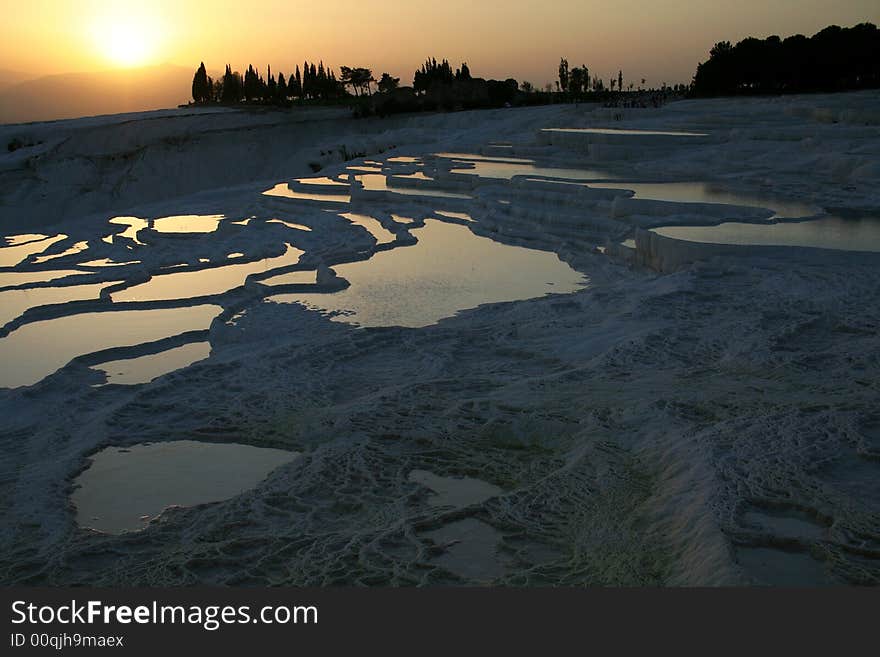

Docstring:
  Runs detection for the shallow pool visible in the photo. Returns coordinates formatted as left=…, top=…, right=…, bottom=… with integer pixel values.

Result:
left=153, top=214, right=225, bottom=234
left=596, top=182, right=819, bottom=219
left=72, top=441, right=299, bottom=533
left=270, top=219, right=586, bottom=328
left=542, top=128, right=708, bottom=136
left=92, top=342, right=212, bottom=385
left=0, top=304, right=222, bottom=388
left=440, top=153, right=611, bottom=181
left=653, top=215, right=880, bottom=252
left=112, top=245, right=303, bottom=302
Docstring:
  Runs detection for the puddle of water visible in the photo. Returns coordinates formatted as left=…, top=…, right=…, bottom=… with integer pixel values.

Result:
left=449, top=160, right=611, bottom=181
left=261, top=270, right=317, bottom=286
left=4, top=234, right=50, bottom=246
left=653, top=216, right=880, bottom=252
left=93, top=342, right=212, bottom=385
left=423, top=518, right=505, bottom=582
left=0, top=269, right=90, bottom=288
left=270, top=219, right=585, bottom=328
left=0, top=304, right=222, bottom=388
left=387, top=156, right=420, bottom=163
left=434, top=152, right=534, bottom=163
left=80, top=258, right=140, bottom=268
left=397, top=172, right=434, bottom=181
left=542, top=127, right=708, bottom=136
left=32, top=241, right=89, bottom=264
left=231, top=218, right=252, bottom=226
left=736, top=546, right=837, bottom=586
left=295, top=176, right=348, bottom=186
left=267, top=218, right=312, bottom=231
left=71, top=441, right=299, bottom=534
left=341, top=212, right=397, bottom=244
left=263, top=183, right=350, bottom=204
left=107, top=217, right=148, bottom=245
left=356, top=174, right=471, bottom=199
left=347, top=165, right=383, bottom=173
left=227, top=252, right=244, bottom=259
left=0, top=234, right=67, bottom=267
left=153, top=214, right=225, bottom=234
left=742, top=508, right=826, bottom=541
left=112, top=244, right=304, bottom=302
left=595, top=182, right=818, bottom=219
left=0, top=281, right=120, bottom=328
left=409, top=470, right=501, bottom=507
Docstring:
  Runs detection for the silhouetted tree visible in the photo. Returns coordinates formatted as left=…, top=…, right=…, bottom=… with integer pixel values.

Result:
left=569, top=67, right=585, bottom=94
left=618, top=70, right=623, bottom=92
left=192, top=62, right=210, bottom=103
left=267, top=65, right=277, bottom=100
left=221, top=64, right=242, bottom=103
left=377, top=72, right=400, bottom=93
left=413, top=58, right=455, bottom=93
left=340, top=67, right=375, bottom=96
left=558, top=58, right=569, bottom=93
left=291, top=65, right=302, bottom=99
left=692, top=23, right=879, bottom=96
left=277, top=72, right=288, bottom=100
left=244, top=64, right=259, bottom=101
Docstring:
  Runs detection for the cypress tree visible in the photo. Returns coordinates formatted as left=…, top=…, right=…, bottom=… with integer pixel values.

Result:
left=192, top=62, right=209, bottom=103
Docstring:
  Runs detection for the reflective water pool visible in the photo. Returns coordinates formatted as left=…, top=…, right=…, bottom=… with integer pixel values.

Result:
left=542, top=128, right=708, bottom=136
left=0, top=234, right=67, bottom=266
left=267, top=218, right=312, bottom=231
left=153, top=214, right=225, bottom=234
left=107, top=216, right=148, bottom=244
left=441, top=154, right=611, bottom=181
left=595, top=182, right=819, bottom=219
left=112, top=245, right=303, bottom=302
left=72, top=441, right=299, bottom=533
left=340, top=212, right=397, bottom=244
left=32, top=241, right=88, bottom=264
left=270, top=219, right=586, bottom=328
left=92, top=341, right=212, bottom=385
left=0, top=269, right=90, bottom=288
left=409, top=469, right=502, bottom=508
left=0, top=304, right=222, bottom=388
left=653, top=215, right=880, bottom=252
left=0, top=281, right=120, bottom=328
left=356, top=174, right=472, bottom=199
left=263, top=182, right=350, bottom=204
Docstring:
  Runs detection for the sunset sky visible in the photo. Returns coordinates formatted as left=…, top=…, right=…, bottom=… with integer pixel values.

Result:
left=3, top=0, right=879, bottom=87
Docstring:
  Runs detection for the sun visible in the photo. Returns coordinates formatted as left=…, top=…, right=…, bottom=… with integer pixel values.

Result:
left=91, top=12, right=160, bottom=68
left=102, top=22, right=150, bottom=66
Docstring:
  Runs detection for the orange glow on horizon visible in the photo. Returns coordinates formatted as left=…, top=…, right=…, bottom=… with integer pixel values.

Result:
left=1, top=1, right=877, bottom=86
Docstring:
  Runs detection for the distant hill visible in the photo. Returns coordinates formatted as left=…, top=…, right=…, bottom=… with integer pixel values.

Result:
left=0, top=69, right=36, bottom=90
left=0, top=64, right=194, bottom=125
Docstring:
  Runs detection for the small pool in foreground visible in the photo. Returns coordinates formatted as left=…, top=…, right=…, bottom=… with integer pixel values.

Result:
left=72, top=441, right=299, bottom=533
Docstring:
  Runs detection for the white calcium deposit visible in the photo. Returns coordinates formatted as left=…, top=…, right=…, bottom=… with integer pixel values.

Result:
left=1, top=93, right=879, bottom=585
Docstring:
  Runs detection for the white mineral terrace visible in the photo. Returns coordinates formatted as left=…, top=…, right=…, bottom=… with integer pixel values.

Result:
left=1, top=92, right=879, bottom=585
